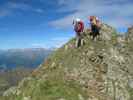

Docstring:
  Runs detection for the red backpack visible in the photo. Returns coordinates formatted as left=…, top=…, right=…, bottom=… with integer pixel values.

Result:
left=74, top=21, right=84, bottom=33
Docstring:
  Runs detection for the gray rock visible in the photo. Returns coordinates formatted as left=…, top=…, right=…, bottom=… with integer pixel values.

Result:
left=128, top=79, right=133, bottom=89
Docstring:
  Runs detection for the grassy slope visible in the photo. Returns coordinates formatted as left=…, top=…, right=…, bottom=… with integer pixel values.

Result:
left=4, top=37, right=112, bottom=100
left=0, top=68, right=32, bottom=96
left=1, top=38, right=90, bottom=100
left=1, top=28, right=133, bottom=100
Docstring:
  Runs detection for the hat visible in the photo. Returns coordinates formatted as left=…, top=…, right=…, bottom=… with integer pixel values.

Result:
left=75, top=18, right=81, bottom=22
left=73, top=18, right=81, bottom=25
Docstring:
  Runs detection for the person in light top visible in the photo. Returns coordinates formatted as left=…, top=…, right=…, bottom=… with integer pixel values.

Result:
left=89, top=16, right=101, bottom=40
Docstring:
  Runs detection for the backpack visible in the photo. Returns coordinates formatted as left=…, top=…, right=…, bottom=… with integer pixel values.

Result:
left=74, top=21, right=84, bottom=33
left=96, top=18, right=101, bottom=28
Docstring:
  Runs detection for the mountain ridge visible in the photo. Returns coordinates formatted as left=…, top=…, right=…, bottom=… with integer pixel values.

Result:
left=1, top=24, right=133, bottom=100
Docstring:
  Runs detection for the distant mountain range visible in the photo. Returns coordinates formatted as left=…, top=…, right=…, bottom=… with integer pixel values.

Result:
left=0, top=48, right=53, bottom=70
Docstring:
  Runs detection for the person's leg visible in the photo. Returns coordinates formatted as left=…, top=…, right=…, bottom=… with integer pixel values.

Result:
left=78, top=38, right=81, bottom=47
left=75, top=37, right=78, bottom=48
left=90, top=32, right=93, bottom=40
left=94, top=32, right=97, bottom=41
left=92, top=30, right=96, bottom=41
left=97, top=32, right=100, bottom=40
left=93, top=25, right=98, bottom=41
left=81, top=36, right=84, bottom=46
left=76, top=33, right=81, bottom=48
left=96, top=27, right=100, bottom=40
left=91, top=25, right=96, bottom=41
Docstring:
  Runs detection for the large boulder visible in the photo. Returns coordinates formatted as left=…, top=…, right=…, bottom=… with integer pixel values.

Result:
left=100, top=24, right=117, bottom=41
left=126, top=26, right=133, bottom=42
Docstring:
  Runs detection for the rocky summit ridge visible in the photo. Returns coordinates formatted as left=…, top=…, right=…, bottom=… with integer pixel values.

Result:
left=1, top=24, right=133, bottom=100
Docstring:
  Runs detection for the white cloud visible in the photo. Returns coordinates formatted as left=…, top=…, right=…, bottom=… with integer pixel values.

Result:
left=0, top=2, right=28, bottom=17
left=50, top=37, right=70, bottom=48
left=58, top=0, right=66, bottom=5
left=0, top=1, right=44, bottom=17
left=50, top=0, right=133, bottom=30
left=34, top=8, right=44, bottom=13
left=0, top=9, right=10, bottom=17
left=32, top=37, right=70, bottom=49
left=51, top=37, right=70, bottom=41
left=31, top=43, right=52, bottom=49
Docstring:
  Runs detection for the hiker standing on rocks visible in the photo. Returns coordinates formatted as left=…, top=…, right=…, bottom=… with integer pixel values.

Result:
left=73, top=18, right=84, bottom=48
left=89, top=16, right=101, bottom=41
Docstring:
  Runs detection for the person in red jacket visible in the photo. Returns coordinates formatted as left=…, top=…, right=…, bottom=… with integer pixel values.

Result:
left=73, top=18, right=84, bottom=48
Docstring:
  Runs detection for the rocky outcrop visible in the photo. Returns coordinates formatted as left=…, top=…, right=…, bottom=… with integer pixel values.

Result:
left=100, top=23, right=117, bottom=41
left=2, top=24, right=133, bottom=100
left=126, top=26, right=133, bottom=42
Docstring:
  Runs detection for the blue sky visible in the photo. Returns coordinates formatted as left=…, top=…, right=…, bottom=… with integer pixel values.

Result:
left=0, top=0, right=132, bottom=49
